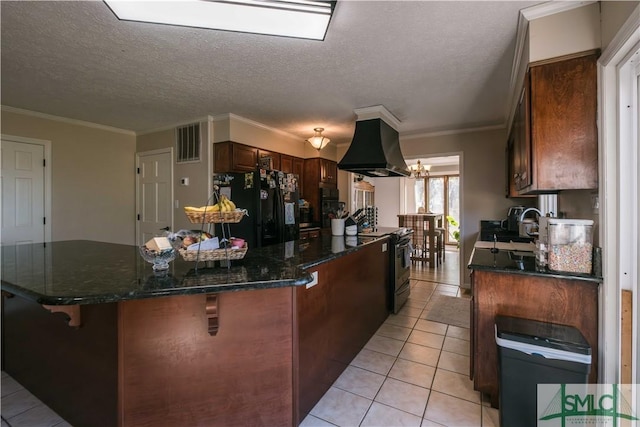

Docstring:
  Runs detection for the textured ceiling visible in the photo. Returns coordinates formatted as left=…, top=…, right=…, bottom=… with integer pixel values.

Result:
left=1, top=1, right=543, bottom=143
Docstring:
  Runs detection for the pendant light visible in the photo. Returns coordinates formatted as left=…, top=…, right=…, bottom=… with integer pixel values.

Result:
left=306, top=128, right=330, bottom=151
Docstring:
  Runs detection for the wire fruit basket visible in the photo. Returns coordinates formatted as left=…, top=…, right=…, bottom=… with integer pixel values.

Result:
left=179, top=243, right=247, bottom=262
left=184, top=210, right=245, bottom=224
left=181, top=183, right=247, bottom=268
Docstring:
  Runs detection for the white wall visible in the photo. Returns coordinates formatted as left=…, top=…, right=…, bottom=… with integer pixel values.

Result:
left=137, top=122, right=212, bottom=232
left=601, top=1, right=640, bottom=50
left=370, top=177, right=402, bottom=227
left=1, top=109, right=137, bottom=244
left=529, top=3, right=600, bottom=62
left=398, top=128, right=535, bottom=287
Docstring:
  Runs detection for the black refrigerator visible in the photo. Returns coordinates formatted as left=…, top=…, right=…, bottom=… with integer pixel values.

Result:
left=215, top=169, right=300, bottom=249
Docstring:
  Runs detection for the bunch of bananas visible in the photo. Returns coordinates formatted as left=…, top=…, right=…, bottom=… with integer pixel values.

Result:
left=217, top=195, right=236, bottom=212
left=184, top=195, right=237, bottom=214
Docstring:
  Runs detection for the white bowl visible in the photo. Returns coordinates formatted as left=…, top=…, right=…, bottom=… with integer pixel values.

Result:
left=345, top=225, right=358, bottom=236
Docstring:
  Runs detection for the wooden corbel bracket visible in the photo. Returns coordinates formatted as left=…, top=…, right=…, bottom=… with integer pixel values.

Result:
left=206, top=294, right=219, bottom=336
left=42, top=304, right=82, bottom=328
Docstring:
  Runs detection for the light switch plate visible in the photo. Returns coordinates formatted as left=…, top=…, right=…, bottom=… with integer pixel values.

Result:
left=382, top=243, right=387, bottom=252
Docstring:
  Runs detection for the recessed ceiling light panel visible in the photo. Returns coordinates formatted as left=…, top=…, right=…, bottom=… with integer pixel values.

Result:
left=104, top=0, right=335, bottom=40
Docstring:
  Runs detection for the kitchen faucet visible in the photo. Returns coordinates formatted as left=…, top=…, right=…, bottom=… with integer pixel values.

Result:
left=519, top=207, right=543, bottom=222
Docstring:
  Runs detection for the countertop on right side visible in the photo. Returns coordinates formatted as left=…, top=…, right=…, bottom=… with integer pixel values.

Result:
left=468, top=235, right=602, bottom=284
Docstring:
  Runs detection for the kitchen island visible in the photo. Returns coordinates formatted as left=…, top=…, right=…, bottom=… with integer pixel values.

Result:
left=1, top=234, right=391, bottom=427
left=467, top=240, right=602, bottom=407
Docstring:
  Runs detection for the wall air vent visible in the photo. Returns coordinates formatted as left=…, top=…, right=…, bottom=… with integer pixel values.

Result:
left=176, top=123, right=201, bottom=163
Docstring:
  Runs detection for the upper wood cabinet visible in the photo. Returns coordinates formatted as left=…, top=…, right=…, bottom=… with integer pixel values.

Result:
left=214, top=141, right=257, bottom=173
left=280, top=154, right=305, bottom=195
left=292, top=157, right=305, bottom=196
left=303, top=158, right=338, bottom=190
left=280, top=154, right=293, bottom=173
left=258, top=149, right=281, bottom=171
left=513, top=52, right=598, bottom=194
left=292, top=157, right=304, bottom=177
left=303, top=158, right=337, bottom=222
left=320, top=159, right=338, bottom=185
left=506, top=90, right=535, bottom=198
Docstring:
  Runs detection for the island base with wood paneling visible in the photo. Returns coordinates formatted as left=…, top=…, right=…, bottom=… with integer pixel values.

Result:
left=1, top=236, right=390, bottom=427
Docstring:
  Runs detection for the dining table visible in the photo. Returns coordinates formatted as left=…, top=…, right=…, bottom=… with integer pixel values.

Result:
left=397, top=213, right=444, bottom=266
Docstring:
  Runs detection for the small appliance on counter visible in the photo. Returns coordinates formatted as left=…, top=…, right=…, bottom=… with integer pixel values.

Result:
left=479, top=220, right=533, bottom=243
left=506, top=206, right=525, bottom=233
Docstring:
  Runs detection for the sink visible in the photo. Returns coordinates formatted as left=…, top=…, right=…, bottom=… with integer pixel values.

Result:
left=475, top=241, right=536, bottom=252
left=509, top=251, right=535, bottom=261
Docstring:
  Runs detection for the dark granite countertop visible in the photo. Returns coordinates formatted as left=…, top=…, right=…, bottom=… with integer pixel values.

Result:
left=468, top=246, right=602, bottom=284
left=1, top=234, right=389, bottom=305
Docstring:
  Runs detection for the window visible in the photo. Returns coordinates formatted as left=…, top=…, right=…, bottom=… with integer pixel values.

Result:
left=414, top=174, right=459, bottom=244
left=176, top=123, right=200, bottom=163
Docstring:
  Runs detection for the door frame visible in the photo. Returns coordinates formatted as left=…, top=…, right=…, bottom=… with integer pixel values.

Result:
left=0, top=134, right=52, bottom=243
left=598, top=5, right=639, bottom=384
left=135, top=148, right=174, bottom=245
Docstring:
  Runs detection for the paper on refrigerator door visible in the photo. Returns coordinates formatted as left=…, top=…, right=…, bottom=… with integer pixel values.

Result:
left=284, top=202, right=295, bottom=225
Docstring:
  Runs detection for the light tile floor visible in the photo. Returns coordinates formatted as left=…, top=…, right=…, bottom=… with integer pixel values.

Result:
left=301, top=275, right=499, bottom=427
left=1, top=371, right=70, bottom=427
left=2, top=250, right=489, bottom=427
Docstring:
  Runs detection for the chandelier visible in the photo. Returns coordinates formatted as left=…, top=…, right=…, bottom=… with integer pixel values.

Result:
left=410, top=160, right=431, bottom=178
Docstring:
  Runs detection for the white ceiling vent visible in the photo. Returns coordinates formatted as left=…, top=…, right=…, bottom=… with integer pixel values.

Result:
left=176, top=123, right=201, bottom=163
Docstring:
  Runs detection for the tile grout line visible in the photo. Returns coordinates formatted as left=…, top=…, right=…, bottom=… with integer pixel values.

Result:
left=356, top=287, right=467, bottom=426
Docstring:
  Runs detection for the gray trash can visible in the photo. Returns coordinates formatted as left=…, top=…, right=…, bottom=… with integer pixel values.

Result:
left=495, top=315, right=591, bottom=427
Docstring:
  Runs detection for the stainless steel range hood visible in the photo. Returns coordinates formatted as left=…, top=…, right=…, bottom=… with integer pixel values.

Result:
left=338, top=110, right=410, bottom=177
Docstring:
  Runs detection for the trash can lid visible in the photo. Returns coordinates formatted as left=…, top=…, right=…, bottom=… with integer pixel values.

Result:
left=495, top=315, right=591, bottom=356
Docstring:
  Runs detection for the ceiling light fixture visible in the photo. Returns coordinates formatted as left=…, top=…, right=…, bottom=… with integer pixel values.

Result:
left=410, top=160, right=431, bottom=178
left=306, top=127, right=330, bottom=151
left=103, top=0, right=335, bottom=41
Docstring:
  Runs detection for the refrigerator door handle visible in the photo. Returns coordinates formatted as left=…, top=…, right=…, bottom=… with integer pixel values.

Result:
left=276, top=187, right=285, bottom=242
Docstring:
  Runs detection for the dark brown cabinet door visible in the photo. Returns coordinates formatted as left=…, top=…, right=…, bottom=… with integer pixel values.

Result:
left=519, top=52, right=598, bottom=193
left=303, top=159, right=322, bottom=223
left=514, top=77, right=532, bottom=191
left=506, top=134, right=518, bottom=198
left=232, top=144, right=258, bottom=172
left=214, top=141, right=258, bottom=173
left=258, top=149, right=281, bottom=171
left=320, top=159, right=337, bottom=185
left=292, top=157, right=305, bottom=195
left=471, top=270, right=599, bottom=407
left=280, top=155, right=293, bottom=173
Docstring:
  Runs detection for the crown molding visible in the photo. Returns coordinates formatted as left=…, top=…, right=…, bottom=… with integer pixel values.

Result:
left=212, top=112, right=302, bottom=142
left=1, top=105, right=136, bottom=136
left=353, top=105, right=401, bottom=131
left=521, top=1, right=597, bottom=21
left=400, top=123, right=505, bottom=141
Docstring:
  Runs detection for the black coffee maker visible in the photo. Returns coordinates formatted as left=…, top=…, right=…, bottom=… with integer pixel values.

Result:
left=506, top=206, right=525, bottom=232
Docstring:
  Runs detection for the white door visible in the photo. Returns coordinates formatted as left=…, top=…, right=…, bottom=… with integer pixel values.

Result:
left=136, top=149, right=173, bottom=245
left=1, top=139, right=46, bottom=245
